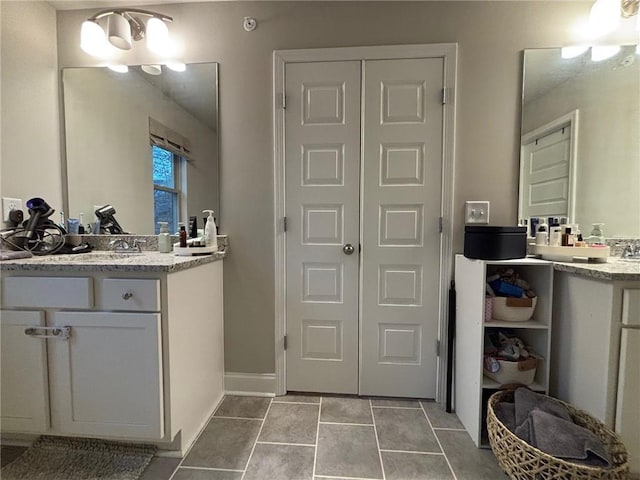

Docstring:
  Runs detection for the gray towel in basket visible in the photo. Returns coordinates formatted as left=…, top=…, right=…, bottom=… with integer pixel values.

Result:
left=514, top=387, right=572, bottom=427
left=521, top=409, right=611, bottom=467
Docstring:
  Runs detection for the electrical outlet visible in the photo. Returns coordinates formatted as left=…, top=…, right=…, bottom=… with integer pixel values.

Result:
left=3, top=197, right=23, bottom=222
left=465, top=201, right=490, bottom=224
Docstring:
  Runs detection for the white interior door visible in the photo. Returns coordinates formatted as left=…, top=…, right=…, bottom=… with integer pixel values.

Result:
left=285, top=61, right=361, bottom=393
left=360, top=58, right=444, bottom=398
left=521, top=126, right=572, bottom=219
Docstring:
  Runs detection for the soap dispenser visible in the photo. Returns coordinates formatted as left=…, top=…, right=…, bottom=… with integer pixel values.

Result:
left=158, top=222, right=172, bottom=253
left=203, top=210, right=218, bottom=251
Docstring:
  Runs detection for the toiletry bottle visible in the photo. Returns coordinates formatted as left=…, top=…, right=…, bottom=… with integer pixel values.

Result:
left=561, top=227, right=573, bottom=247
left=203, top=210, right=218, bottom=251
left=535, top=221, right=548, bottom=246
left=158, top=221, right=172, bottom=253
left=549, top=223, right=562, bottom=246
left=179, top=223, right=187, bottom=248
left=189, top=216, right=198, bottom=238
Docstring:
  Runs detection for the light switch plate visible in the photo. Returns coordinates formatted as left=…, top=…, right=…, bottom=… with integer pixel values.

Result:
left=465, top=201, right=490, bottom=224
left=3, top=197, right=23, bottom=222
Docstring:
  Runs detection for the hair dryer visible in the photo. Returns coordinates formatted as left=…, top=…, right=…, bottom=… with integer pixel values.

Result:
left=24, top=197, right=55, bottom=238
left=94, top=205, right=126, bottom=234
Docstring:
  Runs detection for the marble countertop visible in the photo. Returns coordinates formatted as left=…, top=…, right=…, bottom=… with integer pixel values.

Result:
left=0, top=250, right=225, bottom=273
left=551, top=258, right=640, bottom=281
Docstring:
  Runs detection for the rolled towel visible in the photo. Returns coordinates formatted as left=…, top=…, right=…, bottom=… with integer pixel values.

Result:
left=0, top=249, right=33, bottom=261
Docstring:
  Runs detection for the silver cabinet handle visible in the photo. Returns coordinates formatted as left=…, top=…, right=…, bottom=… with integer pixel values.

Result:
left=122, top=291, right=134, bottom=300
left=343, top=243, right=355, bottom=255
left=24, top=326, right=71, bottom=340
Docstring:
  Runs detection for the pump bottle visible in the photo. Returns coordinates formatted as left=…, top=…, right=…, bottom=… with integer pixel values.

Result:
left=203, top=210, right=218, bottom=251
left=158, top=222, right=172, bottom=253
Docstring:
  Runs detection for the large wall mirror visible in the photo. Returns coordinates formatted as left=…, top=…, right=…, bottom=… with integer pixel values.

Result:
left=519, top=46, right=639, bottom=239
left=62, top=62, right=219, bottom=235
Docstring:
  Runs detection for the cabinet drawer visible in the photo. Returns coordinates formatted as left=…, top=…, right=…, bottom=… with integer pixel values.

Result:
left=2, top=277, right=92, bottom=308
left=622, top=289, right=640, bottom=326
left=97, top=278, right=160, bottom=312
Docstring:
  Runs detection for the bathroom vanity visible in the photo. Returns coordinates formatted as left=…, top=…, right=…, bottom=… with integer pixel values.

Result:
left=0, top=251, right=225, bottom=455
left=549, top=260, right=640, bottom=475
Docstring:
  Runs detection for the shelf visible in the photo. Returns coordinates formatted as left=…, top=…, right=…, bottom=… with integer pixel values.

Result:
left=484, top=319, right=549, bottom=329
left=482, top=377, right=546, bottom=392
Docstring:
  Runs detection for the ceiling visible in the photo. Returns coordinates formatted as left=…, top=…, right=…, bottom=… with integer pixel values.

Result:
left=48, top=0, right=590, bottom=10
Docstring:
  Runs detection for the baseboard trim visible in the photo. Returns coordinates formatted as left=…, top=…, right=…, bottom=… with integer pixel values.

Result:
left=224, top=372, right=276, bottom=397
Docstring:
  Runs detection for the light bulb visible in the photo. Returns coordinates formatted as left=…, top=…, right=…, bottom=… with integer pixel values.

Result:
left=561, top=46, right=590, bottom=59
left=591, top=45, right=621, bottom=61
left=166, top=62, right=186, bottom=72
left=141, top=64, right=162, bottom=75
left=81, top=20, right=106, bottom=56
left=587, top=0, right=620, bottom=37
left=636, top=44, right=640, bottom=55
left=107, top=64, right=129, bottom=73
left=147, top=17, right=169, bottom=53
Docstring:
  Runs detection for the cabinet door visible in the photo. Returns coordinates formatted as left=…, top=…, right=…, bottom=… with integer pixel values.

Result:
left=0, top=310, right=50, bottom=433
left=48, top=311, right=164, bottom=439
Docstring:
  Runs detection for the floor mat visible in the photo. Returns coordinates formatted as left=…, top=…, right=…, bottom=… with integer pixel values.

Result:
left=1, top=435, right=156, bottom=480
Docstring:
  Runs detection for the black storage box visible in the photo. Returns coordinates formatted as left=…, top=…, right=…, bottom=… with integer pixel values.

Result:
left=464, top=226, right=527, bottom=260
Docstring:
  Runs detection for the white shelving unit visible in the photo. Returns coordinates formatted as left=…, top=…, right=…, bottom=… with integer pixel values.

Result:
left=454, top=255, right=554, bottom=448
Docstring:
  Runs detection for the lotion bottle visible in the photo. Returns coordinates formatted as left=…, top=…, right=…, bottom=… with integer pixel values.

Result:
left=158, top=221, right=172, bottom=253
left=203, top=210, right=218, bottom=251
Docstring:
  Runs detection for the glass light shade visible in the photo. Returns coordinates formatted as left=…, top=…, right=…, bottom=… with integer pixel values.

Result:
left=166, top=62, right=186, bottom=72
left=107, top=64, right=129, bottom=73
left=588, top=0, right=621, bottom=37
left=561, top=46, right=590, bottom=59
left=147, top=17, right=169, bottom=53
left=141, top=64, right=162, bottom=75
left=591, top=45, right=621, bottom=61
left=108, top=13, right=132, bottom=50
left=80, top=20, right=106, bottom=56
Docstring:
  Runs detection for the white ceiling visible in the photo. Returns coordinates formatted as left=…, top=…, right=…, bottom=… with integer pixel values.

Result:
left=48, top=0, right=590, bottom=10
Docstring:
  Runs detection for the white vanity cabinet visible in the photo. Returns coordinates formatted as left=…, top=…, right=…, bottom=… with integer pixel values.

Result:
left=454, top=255, right=554, bottom=447
left=551, top=271, right=640, bottom=475
left=0, top=257, right=224, bottom=454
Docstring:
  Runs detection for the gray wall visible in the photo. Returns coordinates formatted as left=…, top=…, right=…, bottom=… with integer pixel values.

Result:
left=19, top=2, right=638, bottom=374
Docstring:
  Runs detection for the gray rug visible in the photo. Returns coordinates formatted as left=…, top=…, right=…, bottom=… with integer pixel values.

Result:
left=1, top=436, right=156, bottom=480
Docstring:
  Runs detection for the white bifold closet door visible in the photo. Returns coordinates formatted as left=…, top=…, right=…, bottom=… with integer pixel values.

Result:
left=285, top=58, right=444, bottom=398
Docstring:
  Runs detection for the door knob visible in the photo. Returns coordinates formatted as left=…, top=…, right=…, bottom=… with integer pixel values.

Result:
left=343, top=243, right=355, bottom=255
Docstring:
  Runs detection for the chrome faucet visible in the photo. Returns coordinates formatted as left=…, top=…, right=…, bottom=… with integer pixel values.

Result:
left=620, top=242, right=640, bottom=259
left=108, top=238, right=146, bottom=253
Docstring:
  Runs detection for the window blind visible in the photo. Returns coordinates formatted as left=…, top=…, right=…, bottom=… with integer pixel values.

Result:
left=149, top=117, right=193, bottom=162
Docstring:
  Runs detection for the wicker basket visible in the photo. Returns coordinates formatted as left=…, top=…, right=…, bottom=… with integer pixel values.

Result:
left=487, top=390, right=629, bottom=479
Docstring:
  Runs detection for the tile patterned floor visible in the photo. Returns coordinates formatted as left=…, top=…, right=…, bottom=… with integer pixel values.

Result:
left=0, top=394, right=507, bottom=480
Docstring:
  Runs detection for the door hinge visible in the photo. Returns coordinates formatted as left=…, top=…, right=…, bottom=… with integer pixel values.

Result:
left=436, top=339, right=440, bottom=357
left=439, top=216, right=443, bottom=233
left=442, top=87, right=454, bottom=105
left=283, top=216, right=288, bottom=232
left=279, top=93, right=287, bottom=110
left=284, top=335, right=288, bottom=350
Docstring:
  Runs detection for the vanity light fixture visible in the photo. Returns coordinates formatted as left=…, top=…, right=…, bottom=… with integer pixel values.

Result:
left=141, top=64, right=162, bottom=75
left=591, top=44, right=622, bottom=60
left=81, top=8, right=173, bottom=57
left=166, top=62, right=186, bottom=72
left=587, top=0, right=639, bottom=37
left=107, top=64, right=129, bottom=73
left=561, top=46, right=590, bottom=58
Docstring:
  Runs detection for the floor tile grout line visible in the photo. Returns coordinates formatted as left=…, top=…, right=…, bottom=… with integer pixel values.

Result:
left=319, top=421, right=374, bottom=426
left=379, top=449, right=445, bottom=456
left=370, top=405, right=422, bottom=410
left=240, top=397, right=273, bottom=480
left=213, top=416, right=265, bottom=421
left=272, top=401, right=321, bottom=405
left=255, top=441, right=317, bottom=447
left=167, top=394, right=233, bottom=480
left=432, top=427, right=466, bottom=432
left=179, top=466, right=245, bottom=472
left=419, top=402, right=458, bottom=480
left=312, top=396, right=322, bottom=479
left=369, top=398, right=386, bottom=480
left=314, top=475, right=387, bottom=480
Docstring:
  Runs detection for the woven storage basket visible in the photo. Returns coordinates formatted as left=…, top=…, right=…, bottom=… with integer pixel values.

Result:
left=487, top=390, right=629, bottom=480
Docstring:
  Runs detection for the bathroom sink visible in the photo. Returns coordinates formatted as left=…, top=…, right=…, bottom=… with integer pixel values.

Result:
left=617, top=257, right=640, bottom=263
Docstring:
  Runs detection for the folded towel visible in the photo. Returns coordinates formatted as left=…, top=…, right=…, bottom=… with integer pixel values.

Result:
left=0, top=249, right=33, bottom=261
left=494, top=402, right=517, bottom=432
left=524, top=409, right=611, bottom=467
left=514, top=387, right=571, bottom=427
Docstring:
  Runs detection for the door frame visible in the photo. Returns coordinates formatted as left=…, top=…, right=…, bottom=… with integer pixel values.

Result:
left=273, top=44, right=458, bottom=400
